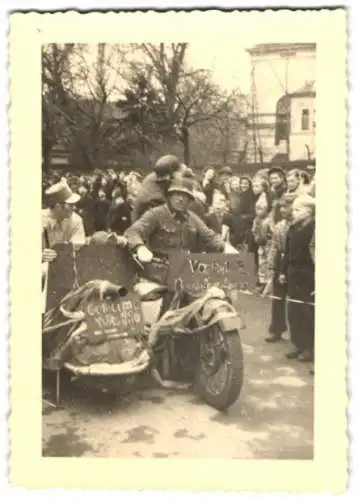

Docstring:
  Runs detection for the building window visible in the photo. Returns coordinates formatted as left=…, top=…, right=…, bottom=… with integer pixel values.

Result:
left=301, top=109, right=309, bottom=131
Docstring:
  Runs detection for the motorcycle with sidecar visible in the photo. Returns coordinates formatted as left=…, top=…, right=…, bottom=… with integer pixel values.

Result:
left=42, top=238, right=247, bottom=410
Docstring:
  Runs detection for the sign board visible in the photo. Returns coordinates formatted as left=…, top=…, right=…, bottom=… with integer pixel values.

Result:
left=45, top=244, right=138, bottom=313
left=84, top=291, right=144, bottom=344
left=167, top=252, right=256, bottom=296
left=45, top=243, right=75, bottom=311
left=76, top=244, right=137, bottom=290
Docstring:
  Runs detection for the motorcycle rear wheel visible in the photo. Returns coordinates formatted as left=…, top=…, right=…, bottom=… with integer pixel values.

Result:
left=195, top=325, right=244, bottom=411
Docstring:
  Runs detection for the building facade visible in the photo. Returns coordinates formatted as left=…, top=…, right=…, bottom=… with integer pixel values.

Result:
left=289, top=86, right=316, bottom=160
left=245, top=43, right=316, bottom=163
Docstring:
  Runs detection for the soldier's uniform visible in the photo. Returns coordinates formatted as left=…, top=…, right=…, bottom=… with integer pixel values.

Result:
left=125, top=203, right=225, bottom=255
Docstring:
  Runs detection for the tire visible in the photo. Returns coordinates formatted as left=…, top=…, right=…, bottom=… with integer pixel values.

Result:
left=195, top=326, right=244, bottom=411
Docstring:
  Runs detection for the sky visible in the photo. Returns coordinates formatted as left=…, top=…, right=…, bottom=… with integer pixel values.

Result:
left=186, top=42, right=252, bottom=95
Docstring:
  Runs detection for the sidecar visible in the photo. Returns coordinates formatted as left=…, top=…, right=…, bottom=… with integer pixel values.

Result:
left=43, top=241, right=151, bottom=401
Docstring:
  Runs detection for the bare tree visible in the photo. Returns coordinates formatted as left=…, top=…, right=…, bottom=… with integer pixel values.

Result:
left=42, top=42, right=246, bottom=171
left=42, top=43, right=75, bottom=170
left=137, top=43, right=237, bottom=164
left=42, top=43, right=132, bottom=170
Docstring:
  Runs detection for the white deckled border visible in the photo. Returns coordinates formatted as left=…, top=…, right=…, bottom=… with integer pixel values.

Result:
left=9, top=9, right=347, bottom=492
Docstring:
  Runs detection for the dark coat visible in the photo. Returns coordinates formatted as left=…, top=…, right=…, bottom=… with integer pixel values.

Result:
left=232, top=189, right=256, bottom=246
left=77, top=195, right=95, bottom=236
left=93, top=199, right=111, bottom=232
left=131, top=172, right=167, bottom=222
left=106, top=200, right=132, bottom=235
left=281, top=217, right=315, bottom=300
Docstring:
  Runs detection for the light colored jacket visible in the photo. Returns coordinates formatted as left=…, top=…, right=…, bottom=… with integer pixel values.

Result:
left=42, top=208, right=86, bottom=248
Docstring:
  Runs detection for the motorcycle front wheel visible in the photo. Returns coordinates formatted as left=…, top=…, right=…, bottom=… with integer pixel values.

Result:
left=195, top=324, right=244, bottom=411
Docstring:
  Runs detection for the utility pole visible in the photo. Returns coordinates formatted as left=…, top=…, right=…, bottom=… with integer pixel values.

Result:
left=283, top=52, right=290, bottom=159
left=250, top=62, right=257, bottom=164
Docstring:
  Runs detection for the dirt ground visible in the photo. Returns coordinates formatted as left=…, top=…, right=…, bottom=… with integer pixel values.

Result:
left=42, top=293, right=314, bottom=459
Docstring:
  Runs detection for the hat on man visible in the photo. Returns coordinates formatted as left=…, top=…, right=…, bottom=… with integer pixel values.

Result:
left=218, top=166, right=233, bottom=177
left=154, top=155, right=181, bottom=182
left=268, top=165, right=286, bottom=178
left=167, top=177, right=195, bottom=199
left=45, top=178, right=80, bottom=206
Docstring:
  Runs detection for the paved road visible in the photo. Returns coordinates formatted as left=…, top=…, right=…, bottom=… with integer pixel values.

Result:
left=42, top=293, right=314, bottom=459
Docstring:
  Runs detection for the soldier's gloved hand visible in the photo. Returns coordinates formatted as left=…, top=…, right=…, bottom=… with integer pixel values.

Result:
left=137, top=245, right=153, bottom=263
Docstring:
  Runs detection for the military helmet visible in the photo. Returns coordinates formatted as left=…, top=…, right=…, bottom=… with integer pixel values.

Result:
left=167, top=176, right=195, bottom=199
left=154, top=155, right=181, bottom=182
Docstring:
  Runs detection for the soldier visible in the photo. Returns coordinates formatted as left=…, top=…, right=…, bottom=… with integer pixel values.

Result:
left=124, top=177, right=235, bottom=264
left=131, top=154, right=187, bottom=222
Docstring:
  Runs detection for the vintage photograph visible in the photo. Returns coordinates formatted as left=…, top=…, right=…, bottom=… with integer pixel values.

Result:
left=41, top=39, right=316, bottom=459
left=9, top=8, right=347, bottom=491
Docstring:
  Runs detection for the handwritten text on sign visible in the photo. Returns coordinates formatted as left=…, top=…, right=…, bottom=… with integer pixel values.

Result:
left=85, top=291, right=144, bottom=343
left=167, top=252, right=256, bottom=295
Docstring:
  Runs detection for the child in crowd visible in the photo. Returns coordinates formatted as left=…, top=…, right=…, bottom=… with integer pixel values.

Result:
left=252, top=195, right=273, bottom=292
left=205, top=191, right=233, bottom=241
left=252, top=175, right=270, bottom=210
left=279, top=195, right=315, bottom=362
left=263, top=195, right=292, bottom=342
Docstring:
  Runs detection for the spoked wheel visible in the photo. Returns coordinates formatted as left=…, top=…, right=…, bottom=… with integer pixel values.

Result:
left=195, top=325, right=244, bottom=411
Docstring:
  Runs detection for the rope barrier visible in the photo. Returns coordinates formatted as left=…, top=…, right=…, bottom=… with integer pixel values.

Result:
left=232, top=288, right=315, bottom=306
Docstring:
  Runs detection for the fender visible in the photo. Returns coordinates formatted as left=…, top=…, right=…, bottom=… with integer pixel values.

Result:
left=200, top=296, right=243, bottom=333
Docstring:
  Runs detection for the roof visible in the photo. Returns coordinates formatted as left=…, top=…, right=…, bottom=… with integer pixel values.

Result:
left=289, top=80, right=316, bottom=98
left=247, top=43, right=316, bottom=56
